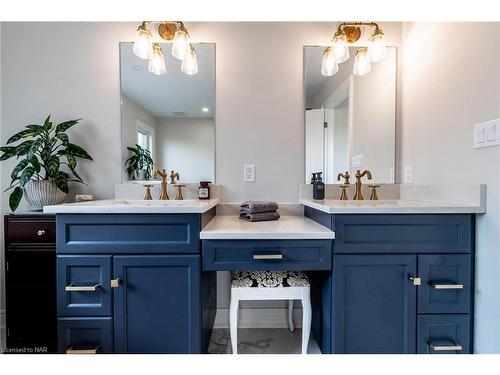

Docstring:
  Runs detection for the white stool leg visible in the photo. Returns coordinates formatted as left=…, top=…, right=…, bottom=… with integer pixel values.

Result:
left=301, top=289, right=312, bottom=354
left=229, top=294, right=239, bottom=354
left=288, top=300, right=295, bottom=332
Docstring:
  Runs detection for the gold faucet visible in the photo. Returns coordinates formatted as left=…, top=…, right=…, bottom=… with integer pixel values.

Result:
left=153, top=169, right=169, bottom=200
left=170, top=170, right=180, bottom=184
left=353, top=169, right=372, bottom=200
left=337, top=171, right=351, bottom=185
left=174, top=184, right=185, bottom=200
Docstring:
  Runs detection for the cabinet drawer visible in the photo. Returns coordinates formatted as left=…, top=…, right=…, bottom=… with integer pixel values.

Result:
left=333, top=214, right=472, bottom=254
left=56, top=214, right=200, bottom=254
left=417, top=314, right=470, bottom=354
left=57, top=256, right=112, bottom=316
left=5, top=215, right=56, bottom=245
left=202, top=240, right=332, bottom=271
left=418, top=255, right=471, bottom=314
left=58, top=317, right=113, bottom=354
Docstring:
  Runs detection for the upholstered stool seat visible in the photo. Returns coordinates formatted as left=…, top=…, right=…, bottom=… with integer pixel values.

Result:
left=229, top=270, right=312, bottom=354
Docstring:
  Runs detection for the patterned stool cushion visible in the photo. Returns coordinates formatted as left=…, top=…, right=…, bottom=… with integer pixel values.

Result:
left=231, top=271, right=310, bottom=288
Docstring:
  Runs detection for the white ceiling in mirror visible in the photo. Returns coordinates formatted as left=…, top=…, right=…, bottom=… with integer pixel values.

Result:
left=120, top=42, right=215, bottom=118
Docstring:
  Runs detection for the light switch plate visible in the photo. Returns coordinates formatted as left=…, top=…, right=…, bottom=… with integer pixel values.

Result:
left=404, top=165, right=413, bottom=184
left=474, top=119, right=500, bottom=149
left=244, top=164, right=255, bottom=182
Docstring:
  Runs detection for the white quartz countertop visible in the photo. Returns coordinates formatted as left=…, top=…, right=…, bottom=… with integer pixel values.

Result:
left=200, top=215, right=335, bottom=240
left=43, top=199, right=219, bottom=214
left=300, top=198, right=486, bottom=214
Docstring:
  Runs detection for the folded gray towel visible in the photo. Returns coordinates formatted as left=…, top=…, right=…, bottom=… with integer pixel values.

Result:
left=240, top=200, right=279, bottom=214
left=239, top=211, right=280, bottom=222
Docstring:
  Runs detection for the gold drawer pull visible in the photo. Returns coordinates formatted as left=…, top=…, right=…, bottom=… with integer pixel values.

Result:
left=65, top=283, right=101, bottom=292
left=66, top=346, right=101, bottom=354
left=253, top=254, right=283, bottom=260
left=429, top=341, right=463, bottom=351
left=430, top=282, right=464, bottom=289
left=111, top=278, right=120, bottom=288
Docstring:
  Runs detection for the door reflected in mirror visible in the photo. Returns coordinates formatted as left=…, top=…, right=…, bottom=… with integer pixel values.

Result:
left=304, top=46, right=396, bottom=184
left=120, top=42, right=215, bottom=183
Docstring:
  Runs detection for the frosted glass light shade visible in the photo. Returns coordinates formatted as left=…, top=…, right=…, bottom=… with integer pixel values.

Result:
left=181, top=46, right=198, bottom=75
left=172, top=30, right=190, bottom=60
left=320, top=47, right=339, bottom=77
left=353, top=48, right=371, bottom=76
left=332, top=34, right=349, bottom=63
left=148, top=44, right=166, bottom=75
left=133, top=26, right=153, bottom=59
left=368, top=32, right=387, bottom=62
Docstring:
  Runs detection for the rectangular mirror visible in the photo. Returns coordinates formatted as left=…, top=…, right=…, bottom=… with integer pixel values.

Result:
left=304, top=46, right=396, bottom=184
left=120, top=42, right=215, bottom=183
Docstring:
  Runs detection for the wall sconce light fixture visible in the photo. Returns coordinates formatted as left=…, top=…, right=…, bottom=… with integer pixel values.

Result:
left=321, top=22, right=387, bottom=77
left=133, top=21, right=198, bottom=76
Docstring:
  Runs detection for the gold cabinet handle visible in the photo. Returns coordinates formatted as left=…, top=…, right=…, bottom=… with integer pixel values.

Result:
left=409, top=276, right=421, bottom=286
left=111, top=278, right=120, bottom=288
left=253, top=254, right=283, bottom=260
left=66, top=346, right=101, bottom=354
left=65, top=283, right=101, bottom=292
left=430, top=282, right=464, bottom=289
left=429, top=341, right=463, bottom=351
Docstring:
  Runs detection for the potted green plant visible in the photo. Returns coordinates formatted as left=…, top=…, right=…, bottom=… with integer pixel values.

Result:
left=0, top=115, right=93, bottom=211
left=124, top=144, right=154, bottom=181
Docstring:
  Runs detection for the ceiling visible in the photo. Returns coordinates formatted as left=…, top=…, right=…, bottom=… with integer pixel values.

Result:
left=120, top=42, right=215, bottom=118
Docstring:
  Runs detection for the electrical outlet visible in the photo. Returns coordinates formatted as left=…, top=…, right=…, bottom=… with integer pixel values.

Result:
left=244, top=164, right=255, bottom=182
left=404, top=165, right=413, bottom=184
left=474, top=119, right=500, bottom=148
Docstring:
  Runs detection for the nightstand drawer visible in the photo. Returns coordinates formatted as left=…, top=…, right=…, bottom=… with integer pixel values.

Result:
left=202, top=240, right=332, bottom=271
left=417, top=314, right=470, bottom=354
left=57, top=256, right=112, bottom=316
left=58, top=317, right=113, bottom=354
left=6, top=215, right=56, bottom=245
left=418, top=255, right=471, bottom=314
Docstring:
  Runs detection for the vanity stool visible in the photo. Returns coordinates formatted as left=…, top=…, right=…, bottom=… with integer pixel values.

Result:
left=229, top=270, right=311, bottom=354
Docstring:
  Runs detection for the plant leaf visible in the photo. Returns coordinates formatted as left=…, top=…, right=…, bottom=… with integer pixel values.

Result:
left=55, top=119, right=80, bottom=134
left=54, top=171, right=69, bottom=193
left=0, top=146, right=17, bottom=161
left=11, top=159, right=29, bottom=180
left=9, top=187, right=23, bottom=212
left=6, top=129, right=34, bottom=144
left=55, top=132, right=69, bottom=144
left=19, top=166, right=35, bottom=186
left=29, top=155, right=41, bottom=173
left=43, top=114, right=53, bottom=131
left=70, top=167, right=84, bottom=183
left=45, top=155, right=60, bottom=177
left=27, top=138, right=43, bottom=160
left=66, top=154, right=77, bottom=169
left=66, top=143, right=93, bottom=160
left=15, top=140, right=35, bottom=156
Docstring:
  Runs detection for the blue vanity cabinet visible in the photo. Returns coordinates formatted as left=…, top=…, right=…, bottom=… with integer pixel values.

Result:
left=56, top=211, right=216, bottom=354
left=304, top=208, right=475, bottom=354
left=113, top=255, right=200, bottom=354
left=333, top=255, right=417, bottom=353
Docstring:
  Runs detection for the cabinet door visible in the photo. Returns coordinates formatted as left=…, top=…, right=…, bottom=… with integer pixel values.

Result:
left=113, top=255, right=200, bottom=353
left=333, top=255, right=417, bottom=353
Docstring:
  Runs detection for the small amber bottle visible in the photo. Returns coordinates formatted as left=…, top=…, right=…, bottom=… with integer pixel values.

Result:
left=198, top=181, right=211, bottom=200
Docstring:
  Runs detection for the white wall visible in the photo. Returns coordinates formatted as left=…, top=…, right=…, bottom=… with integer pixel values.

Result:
left=400, top=22, right=500, bottom=353
left=121, top=93, right=158, bottom=178
left=156, top=118, right=215, bottom=183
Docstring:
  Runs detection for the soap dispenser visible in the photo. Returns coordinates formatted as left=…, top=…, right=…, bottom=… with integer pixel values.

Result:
left=313, top=172, right=325, bottom=200
left=310, top=173, right=317, bottom=184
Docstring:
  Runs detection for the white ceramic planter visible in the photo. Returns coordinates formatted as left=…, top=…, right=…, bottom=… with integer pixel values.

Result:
left=23, top=180, right=67, bottom=210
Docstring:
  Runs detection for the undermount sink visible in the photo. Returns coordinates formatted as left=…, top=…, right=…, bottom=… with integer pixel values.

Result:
left=110, top=199, right=203, bottom=206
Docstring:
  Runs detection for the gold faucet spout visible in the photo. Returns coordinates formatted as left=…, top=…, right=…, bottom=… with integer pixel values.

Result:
left=155, top=169, right=169, bottom=200
left=353, top=169, right=373, bottom=200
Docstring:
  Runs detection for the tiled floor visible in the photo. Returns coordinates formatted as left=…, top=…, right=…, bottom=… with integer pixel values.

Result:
left=207, top=328, right=322, bottom=354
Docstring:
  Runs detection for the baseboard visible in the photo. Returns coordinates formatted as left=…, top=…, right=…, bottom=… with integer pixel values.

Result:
left=213, top=308, right=303, bottom=329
